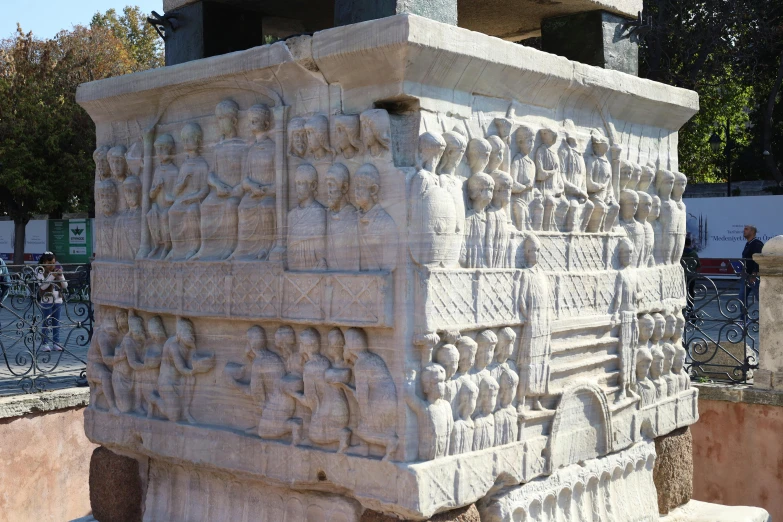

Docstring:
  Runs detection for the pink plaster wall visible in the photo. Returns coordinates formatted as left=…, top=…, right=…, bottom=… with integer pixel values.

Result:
left=692, top=398, right=783, bottom=517
left=0, top=406, right=96, bottom=522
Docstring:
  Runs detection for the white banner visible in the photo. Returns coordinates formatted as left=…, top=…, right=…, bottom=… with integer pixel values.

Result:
left=0, top=219, right=49, bottom=263
left=684, top=195, right=783, bottom=259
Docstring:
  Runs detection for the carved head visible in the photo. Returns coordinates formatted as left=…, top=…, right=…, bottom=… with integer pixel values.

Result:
left=360, top=109, right=391, bottom=158
left=491, top=171, right=513, bottom=209
left=590, top=130, right=609, bottom=157
left=93, top=146, right=111, bottom=180
left=673, top=345, right=687, bottom=373
left=99, top=306, right=118, bottom=330
left=249, top=104, right=272, bottom=134
left=246, top=325, right=267, bottom=358
left=636, top=346, right=653, bottom=381
left=475, top=330, right=497, bottom=370
left=524, top=233, right=541, bottom=268
left=455, top=336, right=478, bottom=374
left=636, top=192, right=653, bottom=221
left=181, top=123, right=203, bottom=154
left=289, top=118, right=308, bottom=157
left=477, top=376, right=499, bottom=415
left=326, top=328, right=346, bottom=365
left=438, top=131, right=468, bottom=175
left=298, top=327, right=321, bottom=362
left=108, top=145, right=128, bottom=181
left=648, top=195, right=661, bottom=222
left=538, top=127, right=557, bottom=147
left=618, top=160, right=634, bottom=190
left=467, top=172, right=495, bottom=212
left=630, top=163, right=642, bottom=191
left=651, top=313, right=666, bottom=342
left=672, top=171, right=687, bottom=200
left=113, top=309, right=128, bottom=335
left=456, top=379, right=478, bottom=420
left=515, top=125, right=535, bottom=155
left=97, top=179, right=118, bottom=217
left=128, top=314, right=146, bottom=341
left=495, top=327, right=516, bottom=364
left=435, top=344, right=459, bottom=380
left=325, top=163, right=351, bottom=211
left=294, top=164, right=318, bottom=204
left=662, top=342, right=676, bottom=373
left=274, top=325, right=296, bottom=359
left=333, top=115, right=362, bottom=159
left=639, top=164, right=655, bottom=192
left=498, top=368, right=519, bottom=408
left=344, top=327, right=368, bottom=365
left=175, top=317, right=195, bottom=346
left=466, top=138, right=491, bottom=175
left=353, top=163, right=382, bottom=212
left=147, top=316, right=167, bottom=342
left=123, top=175, right=142, bottom=210
left=673, top=311, right=685, bottom=342
left=619, top=189, right=639, bottom=220
left=154, top=134, right=175, bottom=163
left=617, top=237, right=634, bottom=268
left=664, top=314, right=676, bottom=341
left=655, top=170, right=675, bottom=200
left=421, top=363, right=446, bottom=402
left=215, top=99, right=240, bottom=139
left=486, top=135, right=505, bottom=172
left=638, top=314, right=655, bottom=343
left=418, top=132, right=447, bottom=171
left=650, top=346, right=665, bottom=379
left=125, top=142, right=143, bottom=177
left=305, top=115, right=332, bottom=159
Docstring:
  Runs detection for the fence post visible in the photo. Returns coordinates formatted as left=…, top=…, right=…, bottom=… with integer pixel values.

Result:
left=753, top=235, right=783, bottom=389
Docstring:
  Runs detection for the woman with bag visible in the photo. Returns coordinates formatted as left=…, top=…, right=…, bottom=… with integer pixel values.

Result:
left=37, top=252, right=68, bottom=352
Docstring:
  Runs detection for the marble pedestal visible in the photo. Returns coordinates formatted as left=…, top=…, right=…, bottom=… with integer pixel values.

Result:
left=80, top=13, right=699, bottom=521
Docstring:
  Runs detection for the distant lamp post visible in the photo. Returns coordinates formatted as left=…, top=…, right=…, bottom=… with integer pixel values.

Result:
left=709, top=122, right=733, bottom=197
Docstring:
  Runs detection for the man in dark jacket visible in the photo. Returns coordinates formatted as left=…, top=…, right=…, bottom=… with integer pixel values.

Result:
left=740, top=224, right=764, bottom=305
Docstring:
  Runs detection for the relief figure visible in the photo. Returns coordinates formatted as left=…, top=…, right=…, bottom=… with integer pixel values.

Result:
left=147, top=134, right=178, bottom=259
left=671, top=172, right=688, bottom=265
left=360, top=109, right=391, bottom=158
left=405, top=363, right=453, bottom=461
left=494, top=368, right=519, bottom=446
left=654, top=170, right=677, bottom=265
left=333, top=115, right=362, bottom=160
left=649, top=195, right=662, bottom=265
left=110, top=310, right=134, bottom=413
left=354, top=164, right=397, bottom=271
left=487, top=138, right=516, bottom=268
left=585, top=131, right=620, bottom=232
left=325, top=163, right=360, bottom=270
left=131, top=316, right=164, bottom=418
left=662, top=315, right=679, bottom=396
left=116, top=175, right=142, bottom=261
left=635, top=345, right=656, bottom=407
left=619, top=189, right=644, bottom=268
left=636, top=192, right=655, bottom=267
left=287, top=164, right=327, bottom=270
left=559, top=131, right=594, bottom=232
left=472, top=376, right=498, bottom=451
left=534, top=127, right=569, bottom=231
left=289, top=117, right=308, bottom=158
left=96, top=176, right=119, bottom=259
left=108, top=145, right=129, bottom=211
left=255, top=326, right=304, bottom=440
left=305, top=115, right=333, bottom=161
left=461, top=139, right=494, bottom=268
left=87, top=308, right=119, bottom=412
left=510, top=125, right=541, bottom=231
left=435, top=343, right=460, bottom=406
left=437, top=131, right=468, bottom=262
left=672, top=312, right=690, bottom=391
left=449, top=379, right=478, bottom=455
left=489, top=327, right=518, bottom=385
left=233, top=104, right=277, bottom=261
left=649, top=313, right=667, bottom=399
left=610, top=238, right=639, bottom=403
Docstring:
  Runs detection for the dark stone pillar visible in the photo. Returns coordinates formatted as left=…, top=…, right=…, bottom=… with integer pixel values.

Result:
left=361, top=504, right=480, bottom=521
left=334, top=0, right=457, bottom=27
left=89, top=446, right=144, bottom=522
left=541, top=10, right=638, bottom=75
left=653, top=426, right=694, bottom=515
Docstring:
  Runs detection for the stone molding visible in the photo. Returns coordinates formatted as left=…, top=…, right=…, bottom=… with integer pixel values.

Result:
left=0, top=387, right=90, bottom=419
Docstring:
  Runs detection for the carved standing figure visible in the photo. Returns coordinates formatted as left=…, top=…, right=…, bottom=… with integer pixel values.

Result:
left=461, top=143, right=494, bottom=269
left=518, top=234, right=553, bottom=411
left=87, top=307, right=119, bottom=412
left=449, top=379, right=478, bottom=455
left=325, top=163, right=360, bottom=270
left=654, top=170, right=677, bottom=264
left=96, top=176, right=119, bottom=259
left=435, top=344, right=460, bottom=406
left=672, top=312, right=690, bottom=391
left=405, top=363, right=454, bottom=461
left=662, top=315, right=679, bottom=396
left=472, top=376, right=498, bottom=451
left=635, top=347, right=656, bottom=407
left=559, top=130, right=594, bottom=232
left=289, top=117, right=308, bottom=158
left=167, top=123, right=209, bottom=261
left=486, top=169, right=515, bottom=268
left=649, top=345, right=666, bottom=401
left=333, top=115, right=362, bottom=159
left=113, top=313, right=147, bottom=413
left=535, top=127, right=569, bottom=231
left=132, top=316, right=164, bottom=418
left=437, top=131, right=468, bottom=259
left=108, top=145, right=128, bottom=211
left=638, top=164, right=655, bottom=195
left=287, top=164, right=327, bottom=270
left=305, top=115, right=333, bottom=161
left=494, top=368, right=519, bottom=446
left=360, top=109, right=391, bottom=158
left=454, top=336, right=478, bottom=394
left=147, top=134, right=179, bottom=259
left=193, top=100, right=245, bottom=261
left=152, top=317, right=214, bottom=423
left=510, top=125, right=541, bottom=231
left=610, top=238, right=640, bottom=402
left=671, top=172, right=688, bottom=265
left=490, top=327, right=518, bottom=384
left=619, top=189, right=644, bottom=268
left=110, top=309, right=132, bottom=413
left=336, top=328, right=398, bottom=461
left=472, top=330, right=497, bottom=389
left=636, top=192, right=655, bottom=267
left=409, top=132, right=458, bottom=267
left=116, top=175, right=142, bottom=260
left=355, top=163, right=398, bottom=271
left=586, top=131, right=620, bottom=232
left=233, top=104, right=277, bottom=261
left=649, top=195, right=662, bottom=264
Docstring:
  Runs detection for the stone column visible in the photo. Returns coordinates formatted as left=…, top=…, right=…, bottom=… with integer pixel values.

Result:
left=751, top=235, right=783, bottom=389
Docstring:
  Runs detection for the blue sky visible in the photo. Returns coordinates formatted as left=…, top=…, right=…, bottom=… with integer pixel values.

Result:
left=0, top=0, right=162, bottom=39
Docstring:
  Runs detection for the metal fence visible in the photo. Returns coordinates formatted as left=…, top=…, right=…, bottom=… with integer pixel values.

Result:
left=683, top=257, right=759, bottom=384
left=0, top=263, right=92, bottom=395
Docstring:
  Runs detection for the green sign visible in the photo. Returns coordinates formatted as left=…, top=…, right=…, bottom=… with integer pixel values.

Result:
left=48, top=219, right=92, bottom=264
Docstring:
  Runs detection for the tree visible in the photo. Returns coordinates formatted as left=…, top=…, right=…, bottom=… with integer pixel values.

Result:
left=90, top=6, right=164, bottom=71
left=0, top=8, right=163, bottom=265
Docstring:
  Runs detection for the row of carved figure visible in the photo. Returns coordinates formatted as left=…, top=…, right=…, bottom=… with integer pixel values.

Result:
left=95, top=101, right=399, bottom=270
left=409, top=124, right=688, bottom=270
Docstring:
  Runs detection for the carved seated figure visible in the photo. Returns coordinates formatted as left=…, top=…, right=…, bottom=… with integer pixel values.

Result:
left=635, top=346, right=656, bottom=407
left=472, top=376, right=499, bottom=451
left=112, top=313, right=146, bottom=414
left=534, top=127, right=570, bottom=231
left=585, top=131, right=619, bottom=233
left=116, top=175, right=142, bottom=261
left=147, top=134, right=179, bottom=259
left=494, top=368, right=519, bottom=446
left=87, top=308, right=119, bottom=412
left=287, top=164, right=327, bottom=270
left=449, top=379, right=478, bottom=455
left=133, top=316, right=165, bottom=418
left=405, top=363, right=454, bottom=461
left=559, top=130, right=594, bottom=232
left=509, top=125, right=540, bottom=231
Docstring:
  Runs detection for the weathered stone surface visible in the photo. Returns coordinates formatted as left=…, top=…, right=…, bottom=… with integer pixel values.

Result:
left=654, top=426, right=693, bottom=515
left=0, top=387, right=89, bottom=419
left=660, top=500, right=771, bottom=522
left=361, top=504, right=480, bottom=521
left=89, top=446, right=143, bottom=522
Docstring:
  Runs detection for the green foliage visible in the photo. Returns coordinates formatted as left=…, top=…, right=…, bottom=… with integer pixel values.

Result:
left=90, top=6, right=164, bottom=71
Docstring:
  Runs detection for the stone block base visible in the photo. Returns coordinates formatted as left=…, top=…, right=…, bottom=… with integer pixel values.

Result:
left=361, top=504, right=480, bottom=521
left=659, top=500, right=771, bottom=522
left=654, top=427, right=693, bottom=514
left=89, top=446, right=143, bottom=522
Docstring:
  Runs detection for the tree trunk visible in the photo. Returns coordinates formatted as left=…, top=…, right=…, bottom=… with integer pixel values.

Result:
left=762, top=51, right=783, bottom=186
left=13, top=218, right=28, bottom=266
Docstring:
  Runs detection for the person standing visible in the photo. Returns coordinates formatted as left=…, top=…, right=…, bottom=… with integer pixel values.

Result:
left=37, top=252, right=68, bottom=351
left=740, top=224, right=764, bottom=305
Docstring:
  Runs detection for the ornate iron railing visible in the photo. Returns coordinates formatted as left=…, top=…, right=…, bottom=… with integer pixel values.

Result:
left=682, top=257, right=759, bottom=384
left=0, top=263, right=92, bottom=395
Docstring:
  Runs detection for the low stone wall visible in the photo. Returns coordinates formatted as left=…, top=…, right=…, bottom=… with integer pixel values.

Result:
left=691, top=383, right=783, bottom=516
left=0, top=388, right=96, bottom=522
